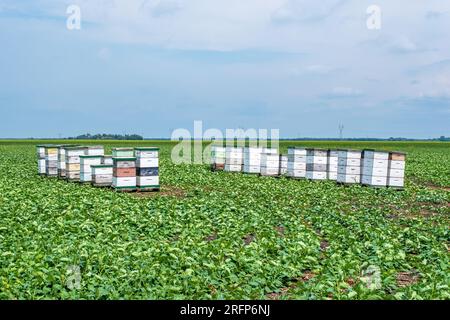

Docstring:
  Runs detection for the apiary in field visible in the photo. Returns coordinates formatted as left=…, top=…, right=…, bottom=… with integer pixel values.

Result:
left=85, top=145, right=104, bottom=156
left=225, top=147, right=243, bottom=172
left=211, top=146, right=226, bottom=171
left=305, top=148, right=328, bottom=180
left=135, top=147, right=160, bottom=191
left=65, top=146, right=87, bottom=181
left=260, top=153, right=280, bottom=177
left=287, top=147, right=307, bottom=179
left=327, top=150, right=338, bottom=180
left=388, top=152, right=406, bottom=189
left=91, top=165, right=113, bottom=187
left=279, top=155, right=288, bottom=175
left=44, top=146, right=59, bottom=177
left=112, top=157, right=137, bottom=191
left=337, top=149, right=362, bottom=184
left=361, top=149, right=389, bottom=187
left=80, top=155, right=103, bottom=183
left=112, top=148, right=134, bottom=158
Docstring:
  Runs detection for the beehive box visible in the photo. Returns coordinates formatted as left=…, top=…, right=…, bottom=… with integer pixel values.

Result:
left=85, top=145, right=104, bottom=156
left=80, top=155, right=103, bottom=183
left=337, top=149, right=362, bottom=184
left=260, top=153, right=280, bottom=176
left=211, top=146, right=226, bottom=171
left=361, top=149, right=390, bottom=187
left=91, top=165, right=113, bottom=187
left=225, top=147, right=243, bottom=172
left=388, top=152, right=407, bottom=189
left=112, top=148, right=134, bottom=158
left=243, top=147, right=263, bottom=174
left=44, top=146, right=59, bottom=177
left=327, top=150, right=339, bottom=180
left=287, top=147, right=307, bottom=179
left=135, top=147, right=160, bottom=191
left=113, top=157, right=137, bottom=191
left=65, top=146, right=87, bottom=181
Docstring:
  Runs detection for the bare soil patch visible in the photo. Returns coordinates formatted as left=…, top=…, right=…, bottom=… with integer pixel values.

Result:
left=130, top=185, right=187, bottom=198
left=396, top=271, right=420, bottom=287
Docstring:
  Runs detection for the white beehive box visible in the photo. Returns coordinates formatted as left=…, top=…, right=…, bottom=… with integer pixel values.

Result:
left=136, top=158, right=159, bottom=168
left=80, top=156, right=103, bottom=183
left=113, top=177, right=137, bottom=188
left=224, top=164, right=242, bottom=172
left=91, top=165, right=113, bottom=187
left=211, top=146, right=226, bottom=165
left=260, top=153, right=280, bottom=176
left=337, top=173, right=361, bottom=184
left=85, top=146, right=104, bottom=156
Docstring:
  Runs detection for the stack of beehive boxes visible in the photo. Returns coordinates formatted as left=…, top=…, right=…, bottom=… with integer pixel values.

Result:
left=279, top=155, right=288, bottom=176
left=306, top=148, right=328, bottom=180
left=388, top=152, right=406, bottom=189
left=91, top=164, right=113, bottom=187
left=361, top=149, right=389, bottom=187
left=112, top=148, right=136, bottom=191
left=225, top=147, right=243, bottom=172
left=135, top=147, right=160, bottom=191
left=327, top=150, right=338, bottom=180
left=287, top=147, right=307, bottom=179
left=337, top=149, right=362, bottom=184
left=211, top=146, right=226, bottom=171
left=260, top=153, right=280, bottom=176
left=36, top=145, right=48, bottom=176
left=243, top=147, right=263, bottom=174
left=65, top=146, right=87, bottom=182
left=80, top=155, right=103, bottom=183
left=57, top=145, right=69, bottom=178
left=45, top=145, right=59, bottom=177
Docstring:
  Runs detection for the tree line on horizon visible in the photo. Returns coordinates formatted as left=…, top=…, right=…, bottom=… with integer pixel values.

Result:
left=68, top=133, right=144, bottom=140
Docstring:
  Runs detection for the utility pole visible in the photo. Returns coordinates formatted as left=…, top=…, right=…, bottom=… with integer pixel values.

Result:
left=338, top=124, right=344, bottom=140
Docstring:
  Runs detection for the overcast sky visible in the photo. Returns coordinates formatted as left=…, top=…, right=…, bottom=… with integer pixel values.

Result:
left=0, top=0, right=449, bottom=138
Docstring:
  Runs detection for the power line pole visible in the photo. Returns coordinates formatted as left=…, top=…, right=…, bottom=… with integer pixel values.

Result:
left=338, top=124, right=344, bottom=140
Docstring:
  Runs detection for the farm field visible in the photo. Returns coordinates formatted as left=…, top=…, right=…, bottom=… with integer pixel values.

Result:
left=0, top=140, right=448, bottom=300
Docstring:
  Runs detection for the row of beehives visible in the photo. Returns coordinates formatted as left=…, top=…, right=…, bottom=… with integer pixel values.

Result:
left=36, top=145, right=159, bottom=192
left=211, top=146, right=406, bottom=188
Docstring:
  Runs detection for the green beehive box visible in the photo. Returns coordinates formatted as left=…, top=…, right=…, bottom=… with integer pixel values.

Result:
left=112, top=148, right=135, bottom=157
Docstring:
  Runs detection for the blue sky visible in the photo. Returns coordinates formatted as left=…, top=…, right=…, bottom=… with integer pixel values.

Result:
left=0, top=0, right=449, bottom=138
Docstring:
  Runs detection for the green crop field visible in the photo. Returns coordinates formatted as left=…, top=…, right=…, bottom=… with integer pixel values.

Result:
left=0, top=140, right=448, bottom=300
